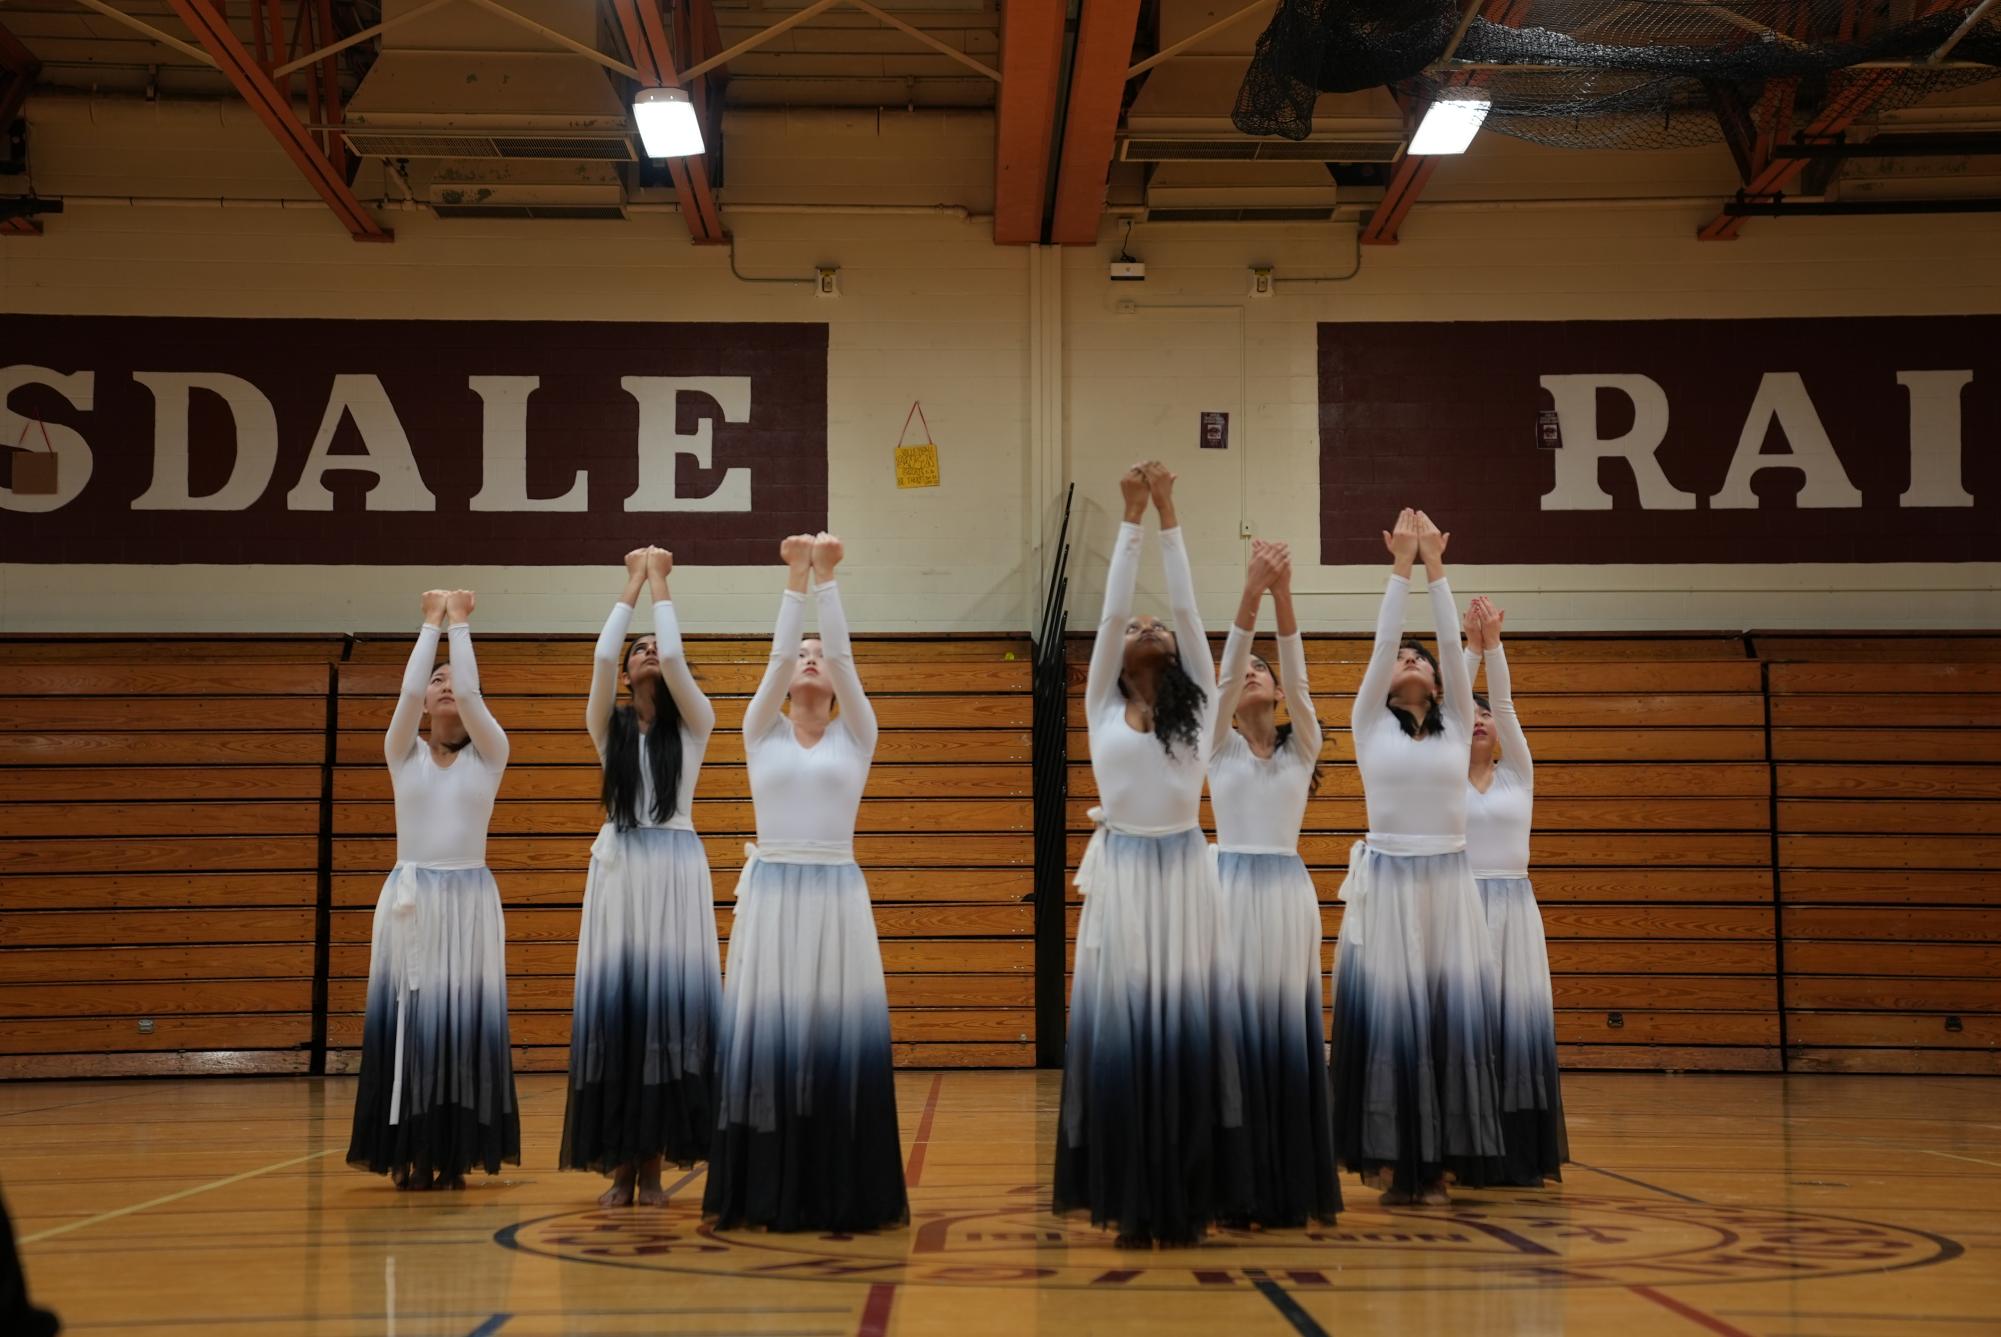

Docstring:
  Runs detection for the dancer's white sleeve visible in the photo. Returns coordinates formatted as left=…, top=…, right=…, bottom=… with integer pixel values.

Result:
left=814, top=581, right=876, bottom=754
left=1351, top=574, right=1410, bottom=732
left=1277, top=630, right=1321, bottom=761
left=1428, top=577, right=1474, bottom=731
left=586, top=601, right=634, bottom=760
left=654, top=600, right=716, bottom=744
left=1085, top=521, right=1144, bottom=720
left=743, top=588, right=806, bottom=742
left=1159, top=526, right=1214, bottom=695
left=385, top=624, right=441, bottom=770
left=448, top=624, right=509, bottom=769
left=1210, top=623, right=1253, bottom=758
left=1484, top=643, right=1532, bottom=785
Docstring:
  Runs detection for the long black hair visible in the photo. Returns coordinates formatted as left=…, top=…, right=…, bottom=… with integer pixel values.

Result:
left=1387, top=638, right=1445, bottom=740
left=1118, top=639, right=1207, bottom=758
left=1251, top=649, right=1324, bottom=796
left=600, top=637, right=685, bottom=829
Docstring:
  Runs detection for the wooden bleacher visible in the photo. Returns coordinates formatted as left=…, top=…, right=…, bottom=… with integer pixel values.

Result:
left=1, top=628, right=1994, bottom=1078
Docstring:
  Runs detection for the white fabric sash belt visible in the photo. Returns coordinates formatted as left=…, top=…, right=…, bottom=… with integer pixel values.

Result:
left=731, top=838, right=856, bottom=905
left=589, top=815, right=696, bottom=867
left=1072, top=807, right=1199, bottom=898
left=1335, top=834, right=1466, bottom=950
left=1214, top=843, right=1300, bottom=857
left=1473, top=866, right=1530, bottom=882
left=387, top=858, right=482, bottom=1125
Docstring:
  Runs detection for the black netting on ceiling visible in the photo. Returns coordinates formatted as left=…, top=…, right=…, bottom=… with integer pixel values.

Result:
left=1233, top=0, right=2001, bottom=150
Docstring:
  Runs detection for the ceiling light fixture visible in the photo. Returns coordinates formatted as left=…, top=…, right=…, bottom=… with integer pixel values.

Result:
left=1409, top=98, right=1491, bottom=156
left=634, top=87, right=704, bottom=158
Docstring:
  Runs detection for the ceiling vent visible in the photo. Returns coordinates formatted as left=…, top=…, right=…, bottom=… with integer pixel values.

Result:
left=1143, top=160, right=1340, bottom=220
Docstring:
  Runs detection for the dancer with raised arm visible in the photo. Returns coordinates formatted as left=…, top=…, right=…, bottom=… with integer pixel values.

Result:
left=1463, top=595, right=1569, bottom=1187
left=1331, top=510, right=1504, bottom=1207
left=703, top=533, right=908, bottom=1233
left=1054, top=462, right=1248, bottom=1247
left=347, top=589, right=520, bottom=1190
left=1209, top=538, right=1341, bottom=1227
left=561, top=546, right=722, bottom=1206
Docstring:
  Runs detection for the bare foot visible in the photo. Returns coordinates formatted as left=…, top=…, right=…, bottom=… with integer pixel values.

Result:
left=392, top=1165, right=432, bottom=1192
left=634, top=1156, right=673, bottom=1207
left=1416, top=1182, right=1451, bottom=1207
left=1378, top=1188, right=1415, bottom=1207
left=598, top=1166, right=637, bottom=1208
left=1361, top=1167, right=1394, bottom=1191
left=440, top=1174, right=467, bottom=1191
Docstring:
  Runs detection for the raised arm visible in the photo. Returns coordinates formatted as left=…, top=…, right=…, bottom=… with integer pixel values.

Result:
left=588, top=551, right=650, bottom=755
left=742, top=535, right=814, bottom=741
left=1147, top=464, right=1214, bottom=694
left=1476, top=599, right=1530, bottom=784
left=1212, top=539, right=1284, bottom=755
left=1264, top=543, right=1317, bottom=758
left=444, top=591, right=508, bottom=769
left=1086, top=467, right=1151, bottom=717
left=385, top=592, right=446, bottom=768
left=1416, top=512, right=1474, bottom=730
left=648, top=546, right=715, bottom=744
left=1354, top=510, right=1419, bottom=730
left=810, top=534, right=876, bottom=754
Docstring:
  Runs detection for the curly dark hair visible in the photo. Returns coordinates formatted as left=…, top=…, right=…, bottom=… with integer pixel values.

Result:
left=1387, top=638, right=1445, bottom=740
left=1119, top=653, right=1208, bottom=759
left=600, top=637, right=686, bottom=830
left=1251, top=650, right=1324, bottom=796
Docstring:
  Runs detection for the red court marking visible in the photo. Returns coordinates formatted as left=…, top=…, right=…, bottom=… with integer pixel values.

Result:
left=903, top=1074, right=944, bottom=1188
left=1628, top=1286, right=1758, bottom=1337
left=856, top=1282, right=898, bottom=1337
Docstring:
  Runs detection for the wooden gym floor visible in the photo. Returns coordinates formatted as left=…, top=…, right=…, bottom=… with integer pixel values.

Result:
left=4, top=1071, right=1998, bottom=1337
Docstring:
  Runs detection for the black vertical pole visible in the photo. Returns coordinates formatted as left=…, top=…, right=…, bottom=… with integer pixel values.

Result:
left=1031, top=486, right=1074, bottom=1067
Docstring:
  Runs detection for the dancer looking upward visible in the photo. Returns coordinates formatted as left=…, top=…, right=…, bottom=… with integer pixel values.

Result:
left=561, top=546, right=722, bottom=1206
left=1209, top=537, right=1341, bottom=1227
left=1463, top=595, right=1568, bottom=1187
left=703, top=533, right=909, bottom=1233
left=1330, top=510, right=1504, bottom=1206
left=1054, top=461, right=1248, bottom=1247
left=347, top=589, right=520, bottom=1190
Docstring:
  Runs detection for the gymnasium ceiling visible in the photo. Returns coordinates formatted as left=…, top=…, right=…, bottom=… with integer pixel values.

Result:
left=1, top=0, right=1999, bottom=246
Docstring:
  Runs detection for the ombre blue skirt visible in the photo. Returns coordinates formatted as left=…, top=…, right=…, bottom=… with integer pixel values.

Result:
left=702, top=859, right=908, bottom=1232
left=560, top=825, right=721, bottom=1174
left=1054, top=829, right=1252, bottom=1245
left=1478, top=875, right=1569, bottom=1186
left=347, top=865, right=520, bottom=1182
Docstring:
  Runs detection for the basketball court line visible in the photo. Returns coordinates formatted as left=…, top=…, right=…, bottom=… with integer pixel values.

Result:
left=18, top=1146, right=341, bottom=1245
left=1918, top=1149, right=2001, bottom=1171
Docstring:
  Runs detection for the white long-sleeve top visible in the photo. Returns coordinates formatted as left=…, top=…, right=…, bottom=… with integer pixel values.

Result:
left=384, top=623, right=509, bottom=868
left=1084, top=521, right=1218, bottom=831
left=1208, top=626, right=1320, bottom=854
left=1463, top=643, right=1534, bottom=879
left=586, top=599, right=717, bottom=828
left=1350, top=573, right=1475, bottom=846
left=741, top=581, right=877, bottom=847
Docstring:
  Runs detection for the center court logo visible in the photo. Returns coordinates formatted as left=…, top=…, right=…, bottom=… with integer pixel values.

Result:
left=498, top=1187, right=1962, bottom=1292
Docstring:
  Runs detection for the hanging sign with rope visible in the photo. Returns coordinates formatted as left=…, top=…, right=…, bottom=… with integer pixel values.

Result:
left=894, top=401, right=941, bottom=490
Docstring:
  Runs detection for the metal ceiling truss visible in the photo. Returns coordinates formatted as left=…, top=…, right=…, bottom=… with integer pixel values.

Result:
left=1361, top=0, right=1509, bottom=246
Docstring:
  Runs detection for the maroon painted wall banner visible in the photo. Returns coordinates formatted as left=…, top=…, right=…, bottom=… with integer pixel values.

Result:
left=1318, top=316, right=1999, bottom=565
left=0, top=316, right=828, bottom=565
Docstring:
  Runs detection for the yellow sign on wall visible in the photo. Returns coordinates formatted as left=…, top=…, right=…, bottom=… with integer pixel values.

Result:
left=895, top=402, right=940, bottom=489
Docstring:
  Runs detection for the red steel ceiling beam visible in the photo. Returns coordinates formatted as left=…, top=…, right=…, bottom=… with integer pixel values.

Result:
left=164, top=0, right=388, bottom=240
left=1049, top=0, right=1146, bottom=245
left=1699, top=0, right=1960, bottom=238
left=611, top=0, right=726, bottom=245
left=1361, top=0, right=1528, bottom=245
left=1, top=15, right=40, bottom=128
left=994, top=0, right=1067, bottom=244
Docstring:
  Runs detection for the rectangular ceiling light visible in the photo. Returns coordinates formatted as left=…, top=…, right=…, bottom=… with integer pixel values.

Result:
left=1409, top=98, right=1491, bottom=156
left=634, top=87, right=704, bottom=158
